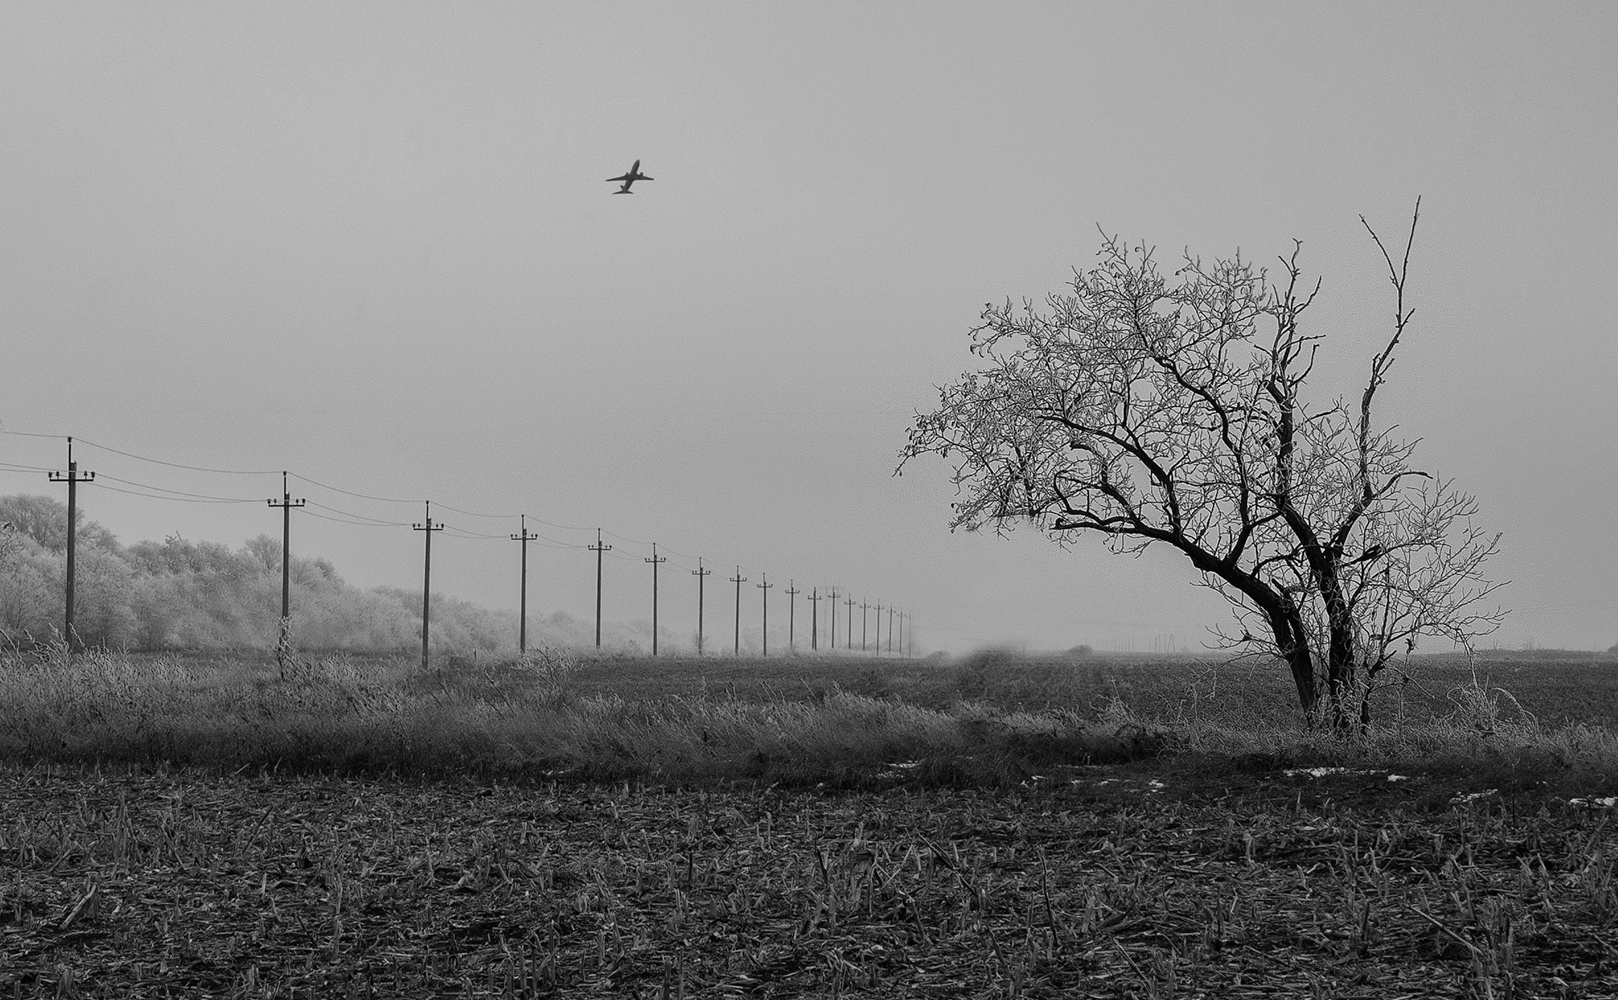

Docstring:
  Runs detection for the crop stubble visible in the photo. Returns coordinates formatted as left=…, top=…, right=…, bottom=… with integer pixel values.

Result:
left=2, top=762, right=1615, bottom=998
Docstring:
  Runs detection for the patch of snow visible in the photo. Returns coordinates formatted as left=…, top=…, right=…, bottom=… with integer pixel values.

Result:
left=1386, top=774, right=1411, bottom=783
left=1449, top=789, right=1499, bottom=805
left=1568, top=796, right=1618, bottom=809
left=1283, top=767, right=1385, bottom=779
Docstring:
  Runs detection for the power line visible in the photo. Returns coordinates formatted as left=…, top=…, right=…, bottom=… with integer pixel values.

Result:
left=95, top=482, right=259, bottom=505
left=74, top=437, right=280, bottom=476
left=304, top=501, right=412, bottom=526
left=3, top=432, right=910, bottom=653
left=288, top=473, right=417, bottom=505
left=95, top=474, right=261, bottom=503
left=301, top=508, right=410, bottom=529
left=432, top=502, right=526, bottom=521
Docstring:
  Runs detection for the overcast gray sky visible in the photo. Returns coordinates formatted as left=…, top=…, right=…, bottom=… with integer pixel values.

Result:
left=2, top=4, right=1614, bottom=653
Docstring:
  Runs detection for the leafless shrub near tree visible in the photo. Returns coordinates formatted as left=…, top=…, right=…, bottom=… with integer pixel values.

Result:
left=900, top=200, right=1504, bottom=728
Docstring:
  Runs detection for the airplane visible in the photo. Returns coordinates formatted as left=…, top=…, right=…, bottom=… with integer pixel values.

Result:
left=606, top=160, right=653, bottom=194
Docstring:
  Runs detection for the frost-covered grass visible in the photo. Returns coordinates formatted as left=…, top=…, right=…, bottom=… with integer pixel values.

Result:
left=1, top=647, right=1614, bottom=796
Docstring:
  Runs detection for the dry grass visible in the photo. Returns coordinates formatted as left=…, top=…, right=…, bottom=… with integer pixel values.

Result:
left=3, top=648, right=1617, bottom=996
left=2, top=647, right=1616, bottom=795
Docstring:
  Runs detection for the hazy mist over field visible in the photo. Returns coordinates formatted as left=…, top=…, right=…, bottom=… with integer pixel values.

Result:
left=2, top=5, right=1614, bottom=654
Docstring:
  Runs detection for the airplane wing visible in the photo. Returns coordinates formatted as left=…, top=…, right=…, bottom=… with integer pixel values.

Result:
left=606, top=173, right=630, bottom=183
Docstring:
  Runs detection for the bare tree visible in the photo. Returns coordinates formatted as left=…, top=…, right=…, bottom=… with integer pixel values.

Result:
left=899, top=201, right=1503, bottom=727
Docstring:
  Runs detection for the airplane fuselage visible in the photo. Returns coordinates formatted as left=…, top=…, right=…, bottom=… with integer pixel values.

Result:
left=607, top=160, right=652, bottom=194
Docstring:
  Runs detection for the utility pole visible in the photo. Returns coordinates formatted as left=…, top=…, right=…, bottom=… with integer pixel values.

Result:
left=510, top=515, right=539, bottom=655
left=729, top=566, right=747, bottom=656
left=860, top=602, right=870, bottom=653
left=808, top=588, right=820, bottom=651
left=588, top=529, right=611, bottom=648
left=784, top=581, right=799, bottom=653
left=756, top=573, right=773, bottom=657
left=828, top=587, right=838, bottom=650
left=873, top=602, right=882, bottom=656
left=266, top=471, right=306, bottom=677
left=645, top=543, right=666, bottom=656
left=413, top=502, right=445, bottom=671
left=887, top=606, right=896, bottom=654
left=692, top=558, right=712, bottom=655
left=47, top=437, right=95, bottom=653
left=845, top=596, right=855, bottom=649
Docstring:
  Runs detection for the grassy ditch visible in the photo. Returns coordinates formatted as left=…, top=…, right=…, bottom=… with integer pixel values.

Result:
left=1, top=647, right=1615, bottom=796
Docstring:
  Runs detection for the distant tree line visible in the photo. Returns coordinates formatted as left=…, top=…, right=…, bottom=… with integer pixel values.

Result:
left=0, top=493, right=589, bottom=654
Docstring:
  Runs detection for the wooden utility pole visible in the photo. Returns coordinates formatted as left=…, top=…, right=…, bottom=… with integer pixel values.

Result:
left=588, top=529, right=611, bottom=648
left=412, top=502, right=445, bottom=670
left=873, top=602, right=882, bottom=655
left=828, top=587, right=838, bottom=650
left=808, top=588, right=820, bottom=651
left=692, top=558, right=712, bottom=655
left=860, top=601, right=870, bottom=652
left=47, top=437, right=94, bottom=653
left=266, top=471, right=306, bottom=676
left=887, top=606, right=896, bottom=654
left=784, top=581, right=799, bottom=653
left=645, top=543, right=667, bottom=656
left=729, top=567, right=747, bottom=656
left=845, top=596, right=855, bottom=649
left=756, top=573, right=773, bottom=657
left=510, top=515, right=539, bottom=655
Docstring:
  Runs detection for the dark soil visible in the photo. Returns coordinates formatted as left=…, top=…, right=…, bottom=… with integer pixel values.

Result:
left=3, top=762, right=1615, bottom=998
